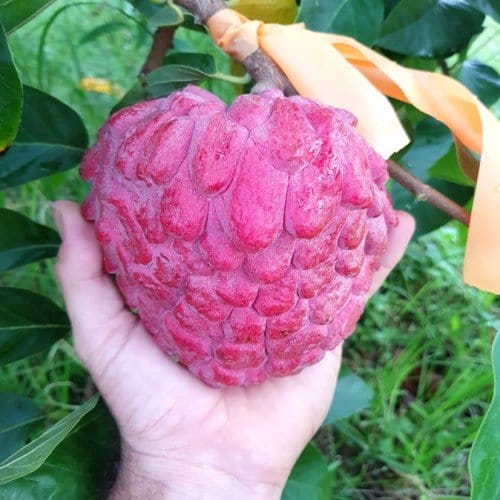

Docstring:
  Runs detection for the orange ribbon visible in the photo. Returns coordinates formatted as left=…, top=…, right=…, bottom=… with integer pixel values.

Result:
left=207, top=10, right=500, bottom=294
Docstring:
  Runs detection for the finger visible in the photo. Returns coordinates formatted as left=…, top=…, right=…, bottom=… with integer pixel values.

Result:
left=367, top=210, right=415, bottom=298
left=53, top=202, right=209, bottom=410
left=53, top=201, right=136, bottom=351
left=264, top=344, right=343, bottom=416
left=278, top=345, right=343, bottom=433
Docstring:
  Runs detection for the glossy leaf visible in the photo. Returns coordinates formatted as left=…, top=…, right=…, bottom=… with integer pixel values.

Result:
left=403, top=117, right=454, bottom=169
left=79, top=21, right=129, bottom=46
left=115, top=61, right=217, bottom=110
left=458, top=60, right=500, bottom=108
left=35, top=2, right=151, bottom=87
left=0, top=400, right=120, bottom=498
left=282, top=444, right=333, bottom=500
left=323, top=373, right=374, bottom=425
left=390, top=153, right=473, bottom=237
left=0, top=0, right=55, bottom=34
left=467, top=0, right=500, bottom=21
left=126, top=0, right=183, bottom=26
left=469, top=332, right=500, bottom=499
left=0, top=394, right=43, bottom=462
left=0, top=22, right=22, bottom=151
left=399, top=56, right=439, bottom=72
left=0, top=396, right=99, bottom=485
left=165, top=52, right=216, bottom=73
left=391, top=178, right=472, bottom=237
left=428, top=146, right=476, bottom=186
left=399, top=117, right=472, bottom=186
left=0, top=288, right=69, bottom=366
left=229, top=0, right=298, bottom=24
left=0, top=208, right=60, bottom=271
left=117, top=66, right=206, bottom=109
left=297, top=0, right=385, bottom=45
left=0, top=85, right=88, bottom=189
left=383, top=0, right=401, bottom=14
left=377, top=0, right=484, bottom=57
left=180, top=13, right=207, bottom=33
left=390, top=117, right=473, bottom=235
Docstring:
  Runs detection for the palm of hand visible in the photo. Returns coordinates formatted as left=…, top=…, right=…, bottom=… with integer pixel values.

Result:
left=77, top=312, right=340, bottom=481
left=53, top=201, right=413, bottom=492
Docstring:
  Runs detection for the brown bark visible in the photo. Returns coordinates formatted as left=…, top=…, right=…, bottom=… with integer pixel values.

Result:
left=141, top=26, right=177, bottom=75
left=388, top=161, right=470, bottom=227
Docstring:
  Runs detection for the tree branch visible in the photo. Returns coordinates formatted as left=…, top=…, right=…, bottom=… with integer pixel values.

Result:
left=141, top=26, right=177, bottom=76
left=388, top=161, right=470, bottom=227
left=174, top=0, right=226, bottom=23
left=174, top=0, right=296, bottom=93
left=437, top=58, right=450, bottom=76
left=172, top=0, right=471, bottom=227
left=243, top=50, right=296, bottom=95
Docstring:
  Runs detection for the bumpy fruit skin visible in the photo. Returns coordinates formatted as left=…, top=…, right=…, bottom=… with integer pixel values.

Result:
left=81, top=85, right=397, bottom=387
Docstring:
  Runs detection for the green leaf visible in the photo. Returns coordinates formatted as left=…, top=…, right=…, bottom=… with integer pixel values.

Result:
left=467, top=0, right=500, bottom=21
left=297, top=0, right=385, bottom=45
left=0, top=0, right=55, bottom=34
left=126, top=0, right=183, bottom=26
left=0, top=287, right=69, bottom=366
left=180, top=13, right=207, bottom=33
left=116, top=52, right=248, bottom=110
left=377, top=0, right=484, bottom=57
left=79, top=21, right=129, bottom=46
left=0, top=396, right=99, bottom=485
left=0, top=394, right=43, bottom=462
left=403, top=117, right=454, bottom=168
left=383, top=0, right=401, bottom=14
left=390, top=116, right=473, bottom=235
left=0, top=85, right=88, bottom=189
left=391, top=176, right=472, bottom=237
left=395, top=116, right=472, bottom=186
left=428, top=146, right=476, bottom=186
left=115, top=64, right=211, bottom=110
left=399, top=56, right=439, bottom=72
left=0, top=22, right=22, bottom=151
left=165, top=52, right=216, bottom=74
left=458, top=60, right=500, bottom=108
left=0, top=400, right=120, bottom=498
left=0, top=208, right=60, bottom=271
left=469, top=332, right=500, bottom=499
left=390, top=149, right=473, bottom=236
left=282, top=444, right=333, bottom=500
left=323, top=373, right=374, bottom=425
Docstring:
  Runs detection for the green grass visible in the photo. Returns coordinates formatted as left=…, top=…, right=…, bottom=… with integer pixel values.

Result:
left=329, top=229, right=499, bottom=498
left=1, top=2, right=499, bottom=498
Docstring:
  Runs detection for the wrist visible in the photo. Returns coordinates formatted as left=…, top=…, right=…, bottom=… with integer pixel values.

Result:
left=109, top=443, right=286, bottom=500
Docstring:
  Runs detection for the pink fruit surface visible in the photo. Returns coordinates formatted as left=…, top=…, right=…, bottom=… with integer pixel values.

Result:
left=81, top=85, right=397, bottom=387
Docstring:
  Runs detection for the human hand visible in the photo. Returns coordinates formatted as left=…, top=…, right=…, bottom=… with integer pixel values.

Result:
left=53, top=201, right=414, bottom=499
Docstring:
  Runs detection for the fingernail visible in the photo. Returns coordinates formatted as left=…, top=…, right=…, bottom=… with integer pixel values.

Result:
left=52, top=203, right=65, bottom=239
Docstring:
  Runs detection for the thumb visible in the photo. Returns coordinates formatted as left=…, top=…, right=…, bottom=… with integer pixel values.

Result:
left=367, top=210, right=415, bottom=298
left=53, top=201, right=137, bottom=368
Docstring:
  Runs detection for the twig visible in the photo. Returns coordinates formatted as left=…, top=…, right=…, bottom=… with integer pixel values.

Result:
left=174, top=0, right=296, bottom=93
left=140, top=26, right=177, bottom=76
left=388, top=161, right=470, bottom=227
left=437, top=58, right=450, bottom=75
left=174, top=0, right=225, bottom=23
left=172, top=0, right=471, bottom=227
left=243, top=50, right=296, bottom=94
